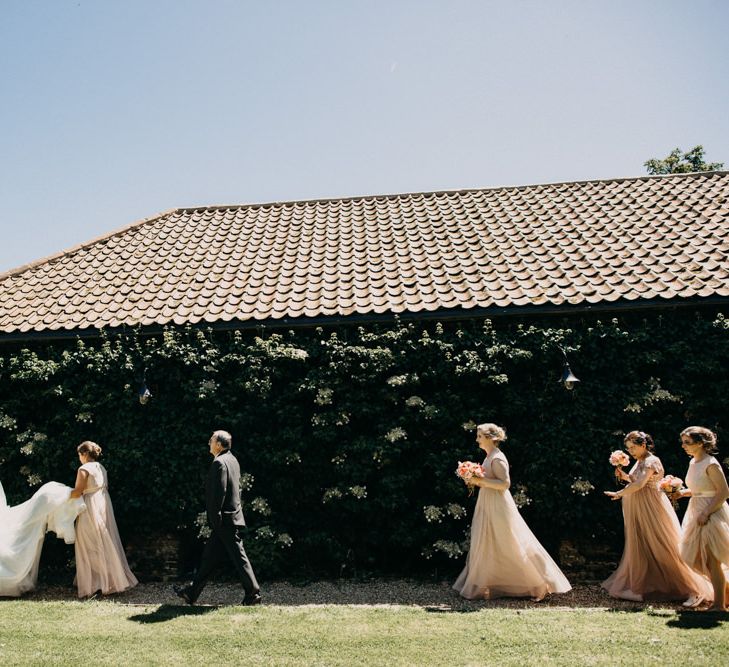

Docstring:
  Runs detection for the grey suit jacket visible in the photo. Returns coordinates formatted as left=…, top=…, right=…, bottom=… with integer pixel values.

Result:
left=206, top=450, right=246, bottom=530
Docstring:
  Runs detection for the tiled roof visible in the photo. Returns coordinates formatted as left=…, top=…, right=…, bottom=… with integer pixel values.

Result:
left=1, top=171, right=729, bottom=336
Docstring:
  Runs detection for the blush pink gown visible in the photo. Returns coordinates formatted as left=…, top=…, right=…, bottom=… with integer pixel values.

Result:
left=74, top=462, right=138, bottom=598
left=602, top=454, right=712, bottom=602
left=680, top=455, right=729, bottom=580
left=453, top=449, right=571, bottom=600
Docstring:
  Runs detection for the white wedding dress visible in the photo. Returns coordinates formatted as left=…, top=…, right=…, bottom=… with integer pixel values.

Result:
left=0, top=481, right=86, bottom=596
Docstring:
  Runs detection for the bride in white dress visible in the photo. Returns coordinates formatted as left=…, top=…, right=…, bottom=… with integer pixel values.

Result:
left=0, top=480, right=86, bottom=596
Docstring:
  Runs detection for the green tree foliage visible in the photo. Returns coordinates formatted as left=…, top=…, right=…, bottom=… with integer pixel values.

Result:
left=0, top=311, right=727, bottom=579
left=645, top=145, right=724, bottom=174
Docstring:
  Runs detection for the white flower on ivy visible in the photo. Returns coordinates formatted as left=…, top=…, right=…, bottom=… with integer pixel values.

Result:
left=405, top=396, right=425, bottom=407
left=276, top=533, right=294, bottom=548
left=315, top=388, right=334, bottom=406
left=250, top=497, right=272, bottom=516
left=348, top=485, right=367, bottom=499
left=20, top=443, right=34, bottom=456
left=239, top=473, right=255, bottom=491
left=432, top=540, right=464, bottom=559
left=512, top=484, right=532, bottom=508
left=423, top=505, right=444, bottom=523
left=386, top=375, right=408, bottom=387
left=422, top=405, right=439, bottom=420
left=322, top=487, right=343, bottom=503
left=445, top=503, right=466, bottom=519
left=255, top=526, right=275, bottom=540
left=0, top=413, right=17, bottom=430
left=194, top=512, right=211, bottom=539
left=286, top=348, right=308, bottom=361
left=27, top=474, right=42, bottom=487
left=75, top=412, right=93, bottom=423
left=384, top=427, right=407, bottom=443
left=571, top=478, right=595, bottom=496
left=335, top=412, right=350, bottom=426
left=331, top=454, right=347, bottom=466
left=285, top=453, right=302, bottom=465
left=462, top=420, right=477, bottom=432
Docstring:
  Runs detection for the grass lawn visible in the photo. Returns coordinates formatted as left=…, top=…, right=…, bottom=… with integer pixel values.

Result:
left=0, top=601, right=728, bottom=666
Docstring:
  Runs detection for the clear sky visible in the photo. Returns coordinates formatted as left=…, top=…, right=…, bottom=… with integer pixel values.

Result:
left=1, top=0, right=727, bottom=274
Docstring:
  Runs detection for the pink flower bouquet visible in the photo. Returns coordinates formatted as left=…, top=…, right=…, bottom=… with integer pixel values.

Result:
left=609, top=450, right=630, bottom=487
left=658, top=474, right=684, bottom=508
left=609, top=450, right=630, bottom=468
left=456, top=461, right=484, bottom=496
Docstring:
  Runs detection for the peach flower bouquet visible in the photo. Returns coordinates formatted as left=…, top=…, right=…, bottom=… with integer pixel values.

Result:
left=658, top=474, right=684, bottom=509
left=609, top=450, right=630, bottom=487
left=609, top=450, right=630, bottom=468
left=456, top=461, right=485, bottom=496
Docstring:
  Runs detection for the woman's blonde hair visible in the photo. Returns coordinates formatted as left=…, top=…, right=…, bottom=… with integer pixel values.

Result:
left=77, top=441, right=102, bottom=460
left=681, top=426, right=718, bottom=455
left=477, top=423, right=507, bottom=443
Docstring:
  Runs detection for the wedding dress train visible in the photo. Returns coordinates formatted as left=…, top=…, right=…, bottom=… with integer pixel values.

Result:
left=0, top=481, right=86, bottom=597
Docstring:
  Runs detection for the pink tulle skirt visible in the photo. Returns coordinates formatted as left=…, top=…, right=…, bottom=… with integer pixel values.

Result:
left=602, top=485, right=712, bottom=602
left=454, top=487, right=571, bottom=600
left=681, top=497, right=729, bottom=579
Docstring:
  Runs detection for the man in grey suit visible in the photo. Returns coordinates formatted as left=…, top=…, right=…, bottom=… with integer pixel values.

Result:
left=174, top=430, right=261, bottom=605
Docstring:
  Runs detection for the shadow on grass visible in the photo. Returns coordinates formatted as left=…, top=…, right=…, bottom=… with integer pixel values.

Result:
left=665, top=609, right=729, bottom=630
left=423, top=605, right=481, bottom=614
left=128, top=604, right=220, bottom=624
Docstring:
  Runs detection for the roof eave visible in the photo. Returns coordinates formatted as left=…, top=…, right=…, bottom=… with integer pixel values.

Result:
left=1, top=295, right=727, bottom=344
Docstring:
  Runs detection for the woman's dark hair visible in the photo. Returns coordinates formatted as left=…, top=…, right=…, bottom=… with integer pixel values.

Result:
left=624, top=430, right=655, bottom=452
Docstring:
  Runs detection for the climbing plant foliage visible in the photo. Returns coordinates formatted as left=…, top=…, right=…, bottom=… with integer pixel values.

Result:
left=0, top=310, right=727, bottom=578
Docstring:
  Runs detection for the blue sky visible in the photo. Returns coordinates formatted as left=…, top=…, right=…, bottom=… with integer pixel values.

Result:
left=1, top=0, right=727, bottom=274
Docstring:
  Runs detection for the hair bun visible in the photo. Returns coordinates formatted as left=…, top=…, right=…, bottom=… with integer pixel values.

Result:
left=77, top=440, right=103, bottom=460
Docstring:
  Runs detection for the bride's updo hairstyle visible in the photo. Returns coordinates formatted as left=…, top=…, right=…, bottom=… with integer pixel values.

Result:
left=624, top=430, right=655, bottom=452
left=681, top=426, right=718, bottom=455
left=77, top=441, right=102, bottom=460
left=477, top=423, right=507, bottom=443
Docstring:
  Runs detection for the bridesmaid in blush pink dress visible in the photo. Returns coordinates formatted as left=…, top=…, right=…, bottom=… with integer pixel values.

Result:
left=677, top=426, right=729, bottom=611
left=602, top=431, right=711, bottom=606
left=453, top=423, right=571, bottom=601
left=70, top=441, right=138, bottom=598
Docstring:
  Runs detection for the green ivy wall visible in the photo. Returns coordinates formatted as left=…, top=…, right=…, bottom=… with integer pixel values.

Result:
left=0, top=309, right=727, bottom=580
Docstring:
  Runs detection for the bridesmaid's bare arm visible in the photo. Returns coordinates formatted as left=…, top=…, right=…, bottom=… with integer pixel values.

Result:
left=69, top=468, right=89, bottom=499
left=697, top=463, right=729, bottom=525
left=605, top=466, right=655, bottom=500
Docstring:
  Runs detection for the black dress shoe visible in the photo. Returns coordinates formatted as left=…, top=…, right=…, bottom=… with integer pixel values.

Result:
left=173, top=584, right=195, bottom=605
left=242, top=592, right=262, bottom=606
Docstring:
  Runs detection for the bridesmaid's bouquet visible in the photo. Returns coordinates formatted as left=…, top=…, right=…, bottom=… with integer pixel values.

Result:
left=609, top=450, right=630, bottom=487
left=609, top=450, right=630, bottom=468
left=456, top=461, right=485, bottom=496
left=658, top=475, right=684, bottom=509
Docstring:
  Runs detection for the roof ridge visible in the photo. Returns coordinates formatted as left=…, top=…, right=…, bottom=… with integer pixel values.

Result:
left=0, top=207, right=180, bottom=281
left=176, top=170, right=729, bottom=214
left=2, top=170, right=726, bottom=282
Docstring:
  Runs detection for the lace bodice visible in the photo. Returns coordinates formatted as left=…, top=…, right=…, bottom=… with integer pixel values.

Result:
left=629, top=454, right=664, bottom=488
